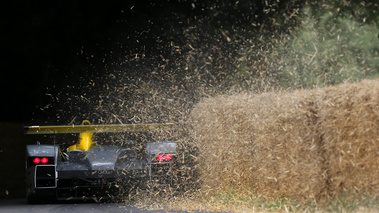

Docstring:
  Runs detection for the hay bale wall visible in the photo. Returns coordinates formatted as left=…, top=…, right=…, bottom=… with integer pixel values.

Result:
left=318, top=80, right=379, bottom=198
left=190, top=79, right=378, bottom=200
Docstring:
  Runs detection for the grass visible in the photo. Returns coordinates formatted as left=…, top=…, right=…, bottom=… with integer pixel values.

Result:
left=325, top=193, right=378, bottom=213
left=214, top=189, right=301, bottom=211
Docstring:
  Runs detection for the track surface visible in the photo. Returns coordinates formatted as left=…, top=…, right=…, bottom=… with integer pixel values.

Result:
left=0, top=199, right=199, bottom=213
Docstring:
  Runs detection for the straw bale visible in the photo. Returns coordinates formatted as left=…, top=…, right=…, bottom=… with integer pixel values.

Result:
left=190, top=79, right=378, bottom=201
left=317, top=79, right=379, bottom=197
left=191, top=91, right=326, bottom=200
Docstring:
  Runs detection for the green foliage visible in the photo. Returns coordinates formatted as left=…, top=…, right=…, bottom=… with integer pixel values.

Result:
left=275, top=7, right=379, bottom=88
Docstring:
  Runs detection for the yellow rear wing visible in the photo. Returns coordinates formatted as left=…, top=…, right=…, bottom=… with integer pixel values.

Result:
left=24, top=123, right=176, bottom=134
left=24, top=122, right=176, bottom=151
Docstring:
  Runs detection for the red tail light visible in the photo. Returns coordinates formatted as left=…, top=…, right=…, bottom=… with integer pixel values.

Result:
left=165, top=155, right=172, bottom=161
left=41, top=157, right=49, bottom=164
left=156, top=155, right=173, bottom=162
left=29, top=157, right=54, bottom=167
left=157, top=155, right=164, bottom=161
left=33, top=157, right=41, bottom=164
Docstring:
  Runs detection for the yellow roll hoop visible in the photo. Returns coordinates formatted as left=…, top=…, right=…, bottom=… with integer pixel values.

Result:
left=68, top=132, right=94, bottom=151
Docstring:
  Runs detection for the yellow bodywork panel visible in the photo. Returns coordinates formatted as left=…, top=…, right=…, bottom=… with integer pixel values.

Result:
left=68, top=132, right=94, bottom=151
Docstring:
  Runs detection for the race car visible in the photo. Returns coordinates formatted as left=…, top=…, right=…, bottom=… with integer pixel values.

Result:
left=24, top=120, right=177, bottom=203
